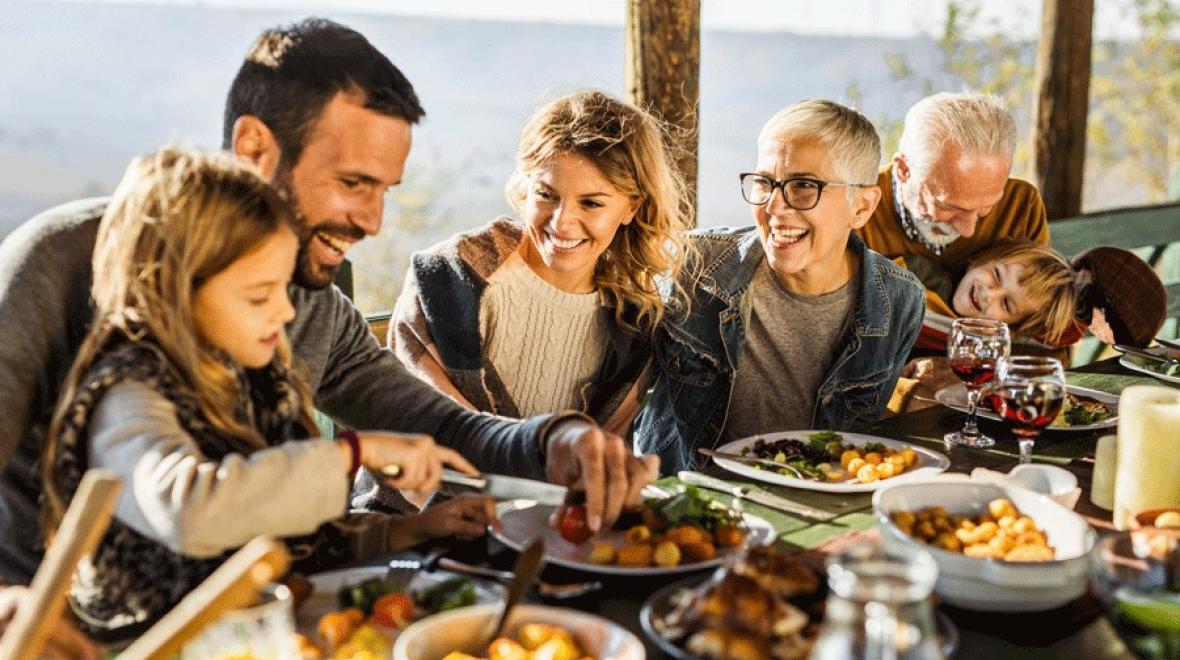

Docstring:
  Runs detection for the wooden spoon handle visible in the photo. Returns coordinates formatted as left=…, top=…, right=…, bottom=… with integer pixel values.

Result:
left=120, top=536, right=290, bottom=660
left=0, top=469, right=122, bottom=660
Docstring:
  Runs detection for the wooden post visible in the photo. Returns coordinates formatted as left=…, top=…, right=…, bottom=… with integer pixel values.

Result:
left=625, top=0, right=701, bottom=226
left=1032, top=0, right=1093, bottom=220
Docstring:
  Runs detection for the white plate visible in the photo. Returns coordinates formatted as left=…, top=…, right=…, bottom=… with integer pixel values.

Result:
left=491, top=501, right=776, bottom=576
left=1120, top=354, right=1180, bottom=385
left=934, top=382, right=1120, bottom=431
left=712, top=430, right=950, bottom=493
left=297, top=566, right=502, bottom=640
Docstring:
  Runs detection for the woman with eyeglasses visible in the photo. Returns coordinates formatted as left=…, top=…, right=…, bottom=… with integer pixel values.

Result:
left=633, top=99, right=925, bottom=475
left=389, top=90, right=692, bottom=451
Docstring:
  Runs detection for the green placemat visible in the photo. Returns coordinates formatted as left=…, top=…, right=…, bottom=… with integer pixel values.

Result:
left=781, top=511, right=877, bottom=549
left=1067, top=371, right=1157, bottom=395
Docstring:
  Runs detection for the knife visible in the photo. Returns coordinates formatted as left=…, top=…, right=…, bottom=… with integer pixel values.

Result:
left=1115, top=344, right=1180, bottom=365
left=697, top=448, right=815, bottom=480
left=678, top=470, right=834, bottom=522
left=1155, top=337, right=1180, bottom=352
left=439, top=468, right=569, bottom=506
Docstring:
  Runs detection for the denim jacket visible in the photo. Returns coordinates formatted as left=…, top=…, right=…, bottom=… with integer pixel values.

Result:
left=634, top=227, right=924, bottom=474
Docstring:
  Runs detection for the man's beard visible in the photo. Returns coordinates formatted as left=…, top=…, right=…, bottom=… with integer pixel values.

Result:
left=273, top=171, right=345, bottom=291
left=901, top=180, right=960, bottom=248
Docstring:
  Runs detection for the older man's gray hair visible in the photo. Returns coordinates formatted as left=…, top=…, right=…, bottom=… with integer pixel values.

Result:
left=897, top=92, right=1016, bottom=181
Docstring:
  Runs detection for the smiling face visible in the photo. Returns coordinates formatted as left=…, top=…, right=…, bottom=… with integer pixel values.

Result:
left=274, top=92, right=413, bottom=289
left=519, top=151, right=639, bottom=293
left=896, top=144, right=1009, bottom=245
left=751, top=136, right=879, bottom=295
left=193, top=227, right=299, bottom=368
left=952, top=259, right=1035, bottom=325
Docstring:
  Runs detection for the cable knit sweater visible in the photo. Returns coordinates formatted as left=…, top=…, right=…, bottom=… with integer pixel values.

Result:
left=480, top=252, right=607, bottom=416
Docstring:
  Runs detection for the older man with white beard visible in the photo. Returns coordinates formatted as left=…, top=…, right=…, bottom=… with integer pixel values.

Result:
left=858, top=92, right=1049, bottom=294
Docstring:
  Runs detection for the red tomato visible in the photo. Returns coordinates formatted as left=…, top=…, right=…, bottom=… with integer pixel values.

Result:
left=370, top=593, right=414, bottom=629
left=559, top=504, right=593, bottom=545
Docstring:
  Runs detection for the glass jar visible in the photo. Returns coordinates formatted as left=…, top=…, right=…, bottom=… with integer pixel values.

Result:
left=809, top=542, right=944, bottom=660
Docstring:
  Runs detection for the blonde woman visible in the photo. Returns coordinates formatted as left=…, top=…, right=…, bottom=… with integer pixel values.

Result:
left=393, top=90, right=692, bottom=435
left=41, top=148, right=488, bottom=638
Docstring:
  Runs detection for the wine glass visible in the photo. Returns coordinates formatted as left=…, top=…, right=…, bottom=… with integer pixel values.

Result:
left=944, top=318, right=1010, bottom=448
left=990, top=356, right=1067, bottom=464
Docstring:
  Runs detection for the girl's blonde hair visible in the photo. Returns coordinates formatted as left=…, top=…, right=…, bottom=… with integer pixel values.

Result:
left=43, top=147, right=317, bottom=526
left=505, top=90, right=694, bottom=334
left=968, top=240, right=1078, bottom=344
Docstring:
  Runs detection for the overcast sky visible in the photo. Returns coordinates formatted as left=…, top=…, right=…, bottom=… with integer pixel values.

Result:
left=26, top=0, right=1151, bottom=39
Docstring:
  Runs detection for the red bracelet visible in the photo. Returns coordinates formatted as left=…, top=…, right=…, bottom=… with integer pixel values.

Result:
left=338, top=428, right=361, bottom=478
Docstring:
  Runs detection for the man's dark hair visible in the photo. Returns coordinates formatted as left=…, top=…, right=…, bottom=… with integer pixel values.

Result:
left=222, top=18, right=425, bottom=170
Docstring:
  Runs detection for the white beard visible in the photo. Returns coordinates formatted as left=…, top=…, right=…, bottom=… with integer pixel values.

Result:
left=913, top=214, right=961, bottom=247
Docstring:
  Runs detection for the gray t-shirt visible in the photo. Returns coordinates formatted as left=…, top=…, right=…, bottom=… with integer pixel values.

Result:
left=724, top=260, right=857, bottom=440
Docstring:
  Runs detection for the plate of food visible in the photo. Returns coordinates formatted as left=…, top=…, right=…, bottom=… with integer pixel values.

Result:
left=711, top=430, right=950, bottom=493
left=1119, top=350, right=1180, bottom=385
left=490, top=487, right=776, bottom=576
left=640, top=545, right=960, bottom=660
left=934, top=382, right=1119, bottom=430
left=289, top=566, right=501, bottom=658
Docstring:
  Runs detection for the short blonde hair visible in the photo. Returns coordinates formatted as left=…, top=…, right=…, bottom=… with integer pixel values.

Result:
left=505, top=90, right=693, bottom=334
left=968, top=240, right=1078, bottom=344
left=898, top=92, right=1016, bottom=180
left=758, top=99, right=881, bottom=185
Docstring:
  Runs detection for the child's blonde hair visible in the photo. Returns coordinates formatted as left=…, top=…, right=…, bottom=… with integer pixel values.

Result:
left=43, top=147, right=317, bottom=526
left=505, top=90, right=694, bottom=334
left=967, top=240, right=1078, bottom=344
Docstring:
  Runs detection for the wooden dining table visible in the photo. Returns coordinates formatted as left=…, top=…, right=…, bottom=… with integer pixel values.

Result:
left=386, top=356, right=1174, bottom=659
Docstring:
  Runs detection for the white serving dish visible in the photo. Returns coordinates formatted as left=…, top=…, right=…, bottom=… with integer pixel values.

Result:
left=1120, top=353, right=1180, bottom=385
left=713, top=430, right=950, bottom=493
left=873, top=479, right=1096, bottom=611
left=393, top=603, right=645, bottom=660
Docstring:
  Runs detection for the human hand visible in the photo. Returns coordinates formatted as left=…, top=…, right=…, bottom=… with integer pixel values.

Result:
left=901, top=357, right=959, bottom=410
left=544, top=420, right=659, bottom=533
left=387, top=495, right=498, bottom=549
left=0, top=586, right=99, bottom=660
left=355, top=432, right=478, bottom=495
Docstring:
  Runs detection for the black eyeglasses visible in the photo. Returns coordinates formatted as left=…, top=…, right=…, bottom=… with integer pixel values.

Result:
left=739, top=173, right=873, bottom=210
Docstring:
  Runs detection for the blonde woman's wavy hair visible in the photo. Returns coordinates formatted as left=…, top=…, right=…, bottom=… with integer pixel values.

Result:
left=505, top=90, right=694, bottom=334
left=43, top=147, right=317, bottom=527
left=967, top=240, right=1078, bottom=345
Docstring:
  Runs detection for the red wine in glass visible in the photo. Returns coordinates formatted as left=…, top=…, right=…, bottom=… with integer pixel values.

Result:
left=991, top=384, right=1066, bottom=436
left=951, top=357, right=996, bottom=388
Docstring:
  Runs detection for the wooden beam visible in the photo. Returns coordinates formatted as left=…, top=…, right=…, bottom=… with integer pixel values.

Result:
left=625, top=0, right=701, bottom=226
left=1032, top=0, right=1094, bottom=220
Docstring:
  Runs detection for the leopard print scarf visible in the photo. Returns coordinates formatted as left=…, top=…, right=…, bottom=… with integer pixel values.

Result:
left=51, top=337, right=353, bottom=639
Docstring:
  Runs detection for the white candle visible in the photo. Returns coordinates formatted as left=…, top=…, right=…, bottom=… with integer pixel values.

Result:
left=1114, top=386, right=1180, bottom=529
left=1090, top=434, right=1116, bottom=511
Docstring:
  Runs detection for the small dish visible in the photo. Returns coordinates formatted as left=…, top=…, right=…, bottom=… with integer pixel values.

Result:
left=971, top=464, right=1081, bottom=509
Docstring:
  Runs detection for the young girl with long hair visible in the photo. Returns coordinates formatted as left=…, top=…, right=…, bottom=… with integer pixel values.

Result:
left=392, top=90, right=693, bottom=435
left=42, top=148, right=486, bottom=638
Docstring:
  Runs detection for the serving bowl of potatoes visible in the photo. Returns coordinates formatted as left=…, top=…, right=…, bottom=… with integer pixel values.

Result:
left=392, top=603, right=644, bottom=660
left=873, top=479, right=1096, bottom=611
